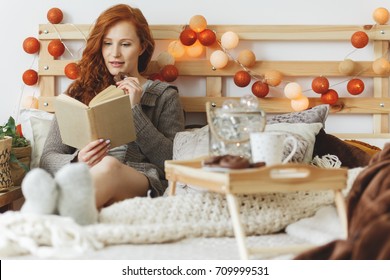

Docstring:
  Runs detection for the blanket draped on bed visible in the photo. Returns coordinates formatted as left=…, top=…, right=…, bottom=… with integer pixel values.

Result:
left=295, top=143, right=390, bottom=260
left=1, top=189, right=336, bottom=257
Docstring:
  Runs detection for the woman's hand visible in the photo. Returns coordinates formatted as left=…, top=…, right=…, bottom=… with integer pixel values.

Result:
left=77, top=139, right=111, bottom=167
left=116, top=77, right=142, bottom=107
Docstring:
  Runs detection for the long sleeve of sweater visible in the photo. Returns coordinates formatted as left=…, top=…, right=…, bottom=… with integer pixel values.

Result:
left=132, top=85, right=185, bottom=171
left=39, top=117, right=78, bottom=175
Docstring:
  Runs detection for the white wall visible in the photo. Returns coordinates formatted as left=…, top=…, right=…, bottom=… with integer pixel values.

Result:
left=0, top=0, right=389, bottom=132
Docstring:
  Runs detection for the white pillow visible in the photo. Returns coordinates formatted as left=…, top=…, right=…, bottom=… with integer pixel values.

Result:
left=19, top=109, right=54, bottom=168
left=173, top=125, right=209, bottom=160
left=265, top=122, right=323, bottom=163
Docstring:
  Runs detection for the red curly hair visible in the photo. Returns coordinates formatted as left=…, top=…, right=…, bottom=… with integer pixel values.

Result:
left=66, top=4, right=155, bottom=105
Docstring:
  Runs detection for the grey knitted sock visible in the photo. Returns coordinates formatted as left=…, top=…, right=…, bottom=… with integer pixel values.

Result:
left=55, top=163, right=98, bottom=225
left=21, top=168, right=58, bottom=215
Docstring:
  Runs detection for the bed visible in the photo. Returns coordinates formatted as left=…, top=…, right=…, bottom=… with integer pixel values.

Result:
left=1, top=22, right=389, bottom=260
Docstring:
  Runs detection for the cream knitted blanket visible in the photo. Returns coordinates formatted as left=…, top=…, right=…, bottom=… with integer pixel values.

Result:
left=0, top=167, right=363, bottom=258
left=0, top=190, right=332, bottom=257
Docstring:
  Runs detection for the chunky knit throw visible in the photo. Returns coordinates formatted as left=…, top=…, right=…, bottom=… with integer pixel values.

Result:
left=0, top=189, right=336, bottom=257
left=0, top=166, right=362, bottom=258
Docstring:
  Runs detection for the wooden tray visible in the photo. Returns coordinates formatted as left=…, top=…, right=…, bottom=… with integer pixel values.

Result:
left=165, top=158, right=348, bottom=195
left=165, top=158, right=349, bottom=259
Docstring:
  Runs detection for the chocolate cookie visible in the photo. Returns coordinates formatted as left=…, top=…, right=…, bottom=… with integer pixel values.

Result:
left=219, top=155, right=250, bottom=169
left=203, top=155, right=224, bottom=166
left=113, top=72, right=130, bottom=82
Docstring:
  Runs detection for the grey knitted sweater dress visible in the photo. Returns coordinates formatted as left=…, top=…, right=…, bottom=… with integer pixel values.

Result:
left=40, top=80, right=185, bottom=197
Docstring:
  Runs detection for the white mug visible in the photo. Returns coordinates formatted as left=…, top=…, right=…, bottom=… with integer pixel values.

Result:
left=250, top=132, right=298, bottom=165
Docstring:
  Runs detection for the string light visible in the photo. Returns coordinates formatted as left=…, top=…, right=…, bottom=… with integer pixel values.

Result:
left=154, top=7, right=390, bottom=110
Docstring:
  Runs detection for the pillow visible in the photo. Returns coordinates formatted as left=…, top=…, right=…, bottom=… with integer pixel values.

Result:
left=267, top=104, right=329, bottom=127
left=173, top=125, right=209, bottom=160
left=313, top=129, right=371, bottom=168
left=265, top=122, right=323, bottom=163
left=19, top=109, right=54, bottom=169
left=343, top=139, right=381, bottom=157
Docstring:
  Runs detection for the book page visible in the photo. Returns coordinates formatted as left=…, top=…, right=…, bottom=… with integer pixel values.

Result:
left=56, top=93, right=88, bottom=108
left=55, top=99, right=94, bottom=149
left=90, top=95, right=135, bottom=148
left=89, top=85, right=125, bottom=107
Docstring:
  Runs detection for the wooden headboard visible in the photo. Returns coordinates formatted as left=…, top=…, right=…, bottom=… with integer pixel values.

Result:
left=37, top=24, right=390, bottom=138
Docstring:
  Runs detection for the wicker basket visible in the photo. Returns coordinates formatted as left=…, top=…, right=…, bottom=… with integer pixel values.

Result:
left=0, top=136, right=13, bottom=189
left=10, top=145, right=31, bottom=186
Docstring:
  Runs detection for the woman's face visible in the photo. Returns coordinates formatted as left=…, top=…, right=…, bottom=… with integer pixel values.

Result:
left=102, top=21, right=144, bottom=77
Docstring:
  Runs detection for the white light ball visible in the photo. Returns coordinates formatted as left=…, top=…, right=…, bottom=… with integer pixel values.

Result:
left=186, top=40, right=204, bottom=57
left=338, top=59, right=355, bottom=75
left=167, top=40, right=185, bottom=58
left=372, top=57, right=390, bottom=75
left=210, top=50, right=229, bottom=69
left=221, top=31, right=239, bottom=50
left=222, top=99, right=240, bottom=110
left=240, top=94, right=259, bottom=110
left=291, top=96, right=309, bottom=111
left=157, top=51, right=175, bottom=67
left=238, top=49, right=256, bottom=67
left=284, top=82, right=303, bottom=99
left=21, top=96, right=39, bottom=109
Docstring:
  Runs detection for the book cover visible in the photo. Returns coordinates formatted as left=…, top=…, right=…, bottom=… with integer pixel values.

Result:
left=55, top=86, right=136, bottom=149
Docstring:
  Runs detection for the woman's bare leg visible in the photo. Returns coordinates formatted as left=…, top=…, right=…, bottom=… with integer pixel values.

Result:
left=90, top=156, right=149, bottom=208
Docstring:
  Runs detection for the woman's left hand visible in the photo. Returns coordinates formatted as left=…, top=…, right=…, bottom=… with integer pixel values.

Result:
left=116, top=77, right=142, bottom=107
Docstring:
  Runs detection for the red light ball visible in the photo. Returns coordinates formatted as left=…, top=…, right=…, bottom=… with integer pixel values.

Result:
left=48, top=39, right=65, bottom=57
left=22, top=69, right=38, bottom=86
left=179, top=29, right=197, bottom=46
left=351, top=31, right=369, bottom=48
left=148, top=72, right=164, bottom=81
left=64, top=62, right=80, bottom=80
left=160, top=64, right=179, bottom=82
left=311, top=76, right=329, bottom=94
left=234, top=71, right=251, bottom=87
left=47, top=8, right=63, bottom=24
left=321, top=89, right=339, bottom=105
left=198, top=29, right=216, bottom=46
left=23, top=37, right=40, bottom=54
left=347, top=79, right=365, bottom=95
left=251, top=81, right=269, bottom=98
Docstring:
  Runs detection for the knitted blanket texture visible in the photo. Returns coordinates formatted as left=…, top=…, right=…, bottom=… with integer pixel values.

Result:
left=0, top=190, right=333, bottom=257
left=0, top=167, right=362, bottom=258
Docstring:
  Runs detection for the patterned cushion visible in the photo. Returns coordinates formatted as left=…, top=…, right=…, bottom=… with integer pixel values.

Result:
left=267, top=104, right=329, bottom=128
left=173, top=125, right=209, bottom=160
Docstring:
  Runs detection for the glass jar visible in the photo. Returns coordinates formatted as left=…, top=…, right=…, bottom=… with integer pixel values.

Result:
left=206, top=102, right=266, bottom=160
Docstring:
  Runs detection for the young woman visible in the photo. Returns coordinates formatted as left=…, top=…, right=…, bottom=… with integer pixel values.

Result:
left=21, top=4, right=185, bottom=224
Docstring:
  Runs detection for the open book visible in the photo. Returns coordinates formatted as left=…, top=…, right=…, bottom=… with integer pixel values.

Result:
left=55, top=85, right=136, bottom=149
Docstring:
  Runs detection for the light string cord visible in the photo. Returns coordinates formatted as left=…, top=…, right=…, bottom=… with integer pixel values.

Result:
left=14, top=55, right=38, bottom=124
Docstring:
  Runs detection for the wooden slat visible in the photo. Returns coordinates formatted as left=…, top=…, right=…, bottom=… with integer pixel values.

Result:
left=206, top=77, right=222, bottom=97
left=40, top=59, right=379, bottom=78
left=39, top=24, right=390, bottom=41
left=179, top=96, right=390, bottom=114
left=38, top=96, right=56, bottom=112
left=373, top=41, right=390, bottom=134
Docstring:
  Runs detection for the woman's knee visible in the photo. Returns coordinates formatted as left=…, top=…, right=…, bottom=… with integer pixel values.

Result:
left=93, top=156, right=123, bottom=176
